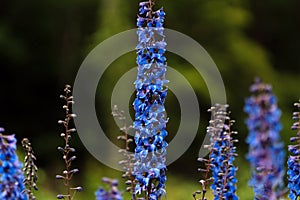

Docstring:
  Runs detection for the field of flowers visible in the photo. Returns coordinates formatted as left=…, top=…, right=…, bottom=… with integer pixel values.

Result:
left=0, top=0, right=299, bottom=200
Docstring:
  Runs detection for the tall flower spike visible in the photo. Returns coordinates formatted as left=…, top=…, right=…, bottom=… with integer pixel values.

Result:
left=22, top=138, right=38, bottom=200
left=208, top=104, right=239, bottom=200
left=194, top=105, right=228, bottom=200
left=244, top=78, right=285, bottom=200
left=133, top=0, right=168, bottom=199
left=112, top=105, right=136, bottom=198
left=56, top=85, right=82, bottom=200
left=95, top=177, right=123, bottom=200
left=287, top=99, right=300, bottom=199
left=0, top=128, right=28, bottom=200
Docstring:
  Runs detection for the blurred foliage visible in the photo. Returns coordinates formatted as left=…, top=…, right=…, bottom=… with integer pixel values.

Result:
left=0, top=0, right=299, bottom=198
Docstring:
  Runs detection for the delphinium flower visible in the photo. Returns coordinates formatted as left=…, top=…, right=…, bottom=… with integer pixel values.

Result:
left=193, top=105, right=227, bottom=200
left=244, top=78, right=285, bottom=200
left=112, top=105, right=136, bottom=198
left=208, top=104, right=239, bottom=200
left=56, top=85, right=82, bottom=199
left=133, top=0, right=168, bottom=199
left=95, top=177, right=123, bottom=200
left=22, top=138, right=38, bottom=200
left=0, top=128, right=28, bottom=200
left=287, top=99, right=300, bottom=199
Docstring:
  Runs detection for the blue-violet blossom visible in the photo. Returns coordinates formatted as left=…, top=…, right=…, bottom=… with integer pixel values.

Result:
left=0, top=128, right=28, bottom=200
left=207, top=104, right=239, bottom=200
left=133, top=0, right=168, bottom=199
left=244, top=79, right=285, bottom=200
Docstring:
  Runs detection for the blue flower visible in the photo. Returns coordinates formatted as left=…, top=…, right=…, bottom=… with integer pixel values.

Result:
left=0, top=129, right=28, bottom=200
left=244, top=79, right=285, bottom=199
left=287, top=100, right=300, bottom=200
left=207, top=105, right=239, bottom=200
left=133, top=1, right=168, bottom=199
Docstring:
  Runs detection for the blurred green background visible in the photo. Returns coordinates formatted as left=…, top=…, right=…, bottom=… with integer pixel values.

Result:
left=0, top=0, right=299, bottom=199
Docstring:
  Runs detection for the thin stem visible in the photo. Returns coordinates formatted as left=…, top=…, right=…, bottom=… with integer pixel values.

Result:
left=56, top=85, right=81, bottom=200
left=295, top=102, right=300, bottom=146
left=198, top=106, right=221, bottom=200
left=200, top=159, right=210, bottom=200
left=147, top=179, right=153, bottom=200
left=149, top=0, right=155, bottom=17
left=62, top=87, right=72, bottom=200
left=71, top=191, right=77, bottom=200
left=121, top=116, right=135, bottom=196
left=113, top=105, right=136, bottom=199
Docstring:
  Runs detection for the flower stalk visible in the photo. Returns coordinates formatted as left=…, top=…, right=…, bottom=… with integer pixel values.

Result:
left=194, top=105, right=227, bottom=200
left=209, top=104, right=238, bottom=200
left=287, top=99, right=300, bottom=199
left=56, top=85, right=82, bottom=200
left=112, top=105, right=136, bottom=198
left=244, top=78, right=285, bottom=199
left=133, top=0, right=168, bottom=199
left=22, top=138, right=38, bottom=200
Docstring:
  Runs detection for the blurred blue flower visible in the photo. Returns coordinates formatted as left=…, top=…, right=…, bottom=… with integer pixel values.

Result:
left=0, top=129, right=28, bottom=200
left=244, top=79, right=285, bottom=200
left=95, top=178, right=122, bottom=200
left=133, top=1, right=168, bottom=199
left=287, top=100, right=300, bottom=200
left=95, top=188, right=108, bottom=200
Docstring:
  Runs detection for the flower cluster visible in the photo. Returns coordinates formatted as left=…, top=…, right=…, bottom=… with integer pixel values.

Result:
left=133, top=0, right=168, bottom=199
left=22, top=138, right=38, bottom=200
left=207, top=104, right=238, bottom=200
left=244, top=79, right=285, bottom=199
left=0, top=128, right=28, bottom=200
left=194, top=105, right=227, bottom=200
left=287, top=100, right=300, bottom=200
left=112, top=105, right=136, bottom=196
left=95, top=177, right=122, bottom=200
left=56, top=85, right=82, bottom=199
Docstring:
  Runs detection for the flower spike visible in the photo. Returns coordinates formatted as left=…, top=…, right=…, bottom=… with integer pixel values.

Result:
left=133, top=0, right=168, bottom=199
left=22, top=138, right=38, bottom=200
left=112, top=105, right=136, bottom=198
left=287, top=99, right=300, bottom=199
left=204, top=104, right=238, bottom=200
left=56, top=84, right=82, bottom=200
left=194, top=105, right=229, bottom=200
left=244, top=78, right=285, bottom=199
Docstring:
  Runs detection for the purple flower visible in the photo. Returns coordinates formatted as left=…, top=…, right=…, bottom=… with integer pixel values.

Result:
left=244, top=78, right=285, bottom=200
